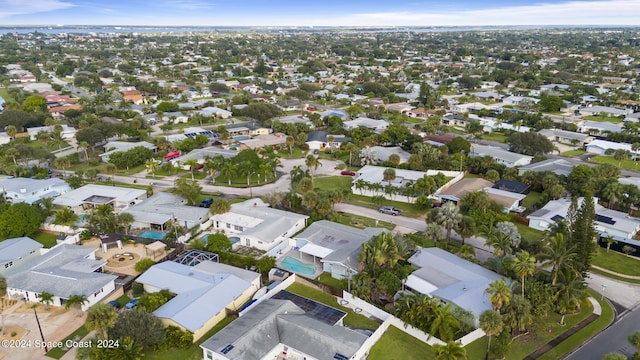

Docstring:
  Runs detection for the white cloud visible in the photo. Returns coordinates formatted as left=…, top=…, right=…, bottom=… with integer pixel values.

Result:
left=165, top=0, right=212, bottom=10
left=0, top=0, right=75, bottom=18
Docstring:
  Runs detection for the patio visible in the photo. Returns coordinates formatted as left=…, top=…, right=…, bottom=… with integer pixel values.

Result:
left=277, top=248, right=323, bottom=279
left=84, top=238, right=149, bottom=276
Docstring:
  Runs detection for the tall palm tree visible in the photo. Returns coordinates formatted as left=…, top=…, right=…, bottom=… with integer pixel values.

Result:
left=430, top=304, right=460, bottom=342
left=511, top=251, right=536, bottom=297
left=37, top=292, right=55, bottom=310
left=5, top=125, right=17, bottom=139
left=86, top=303, right=118, bottom=339
left=145, top=159, right=158, bottom=178
left=220, top=162, right=236, bottom=185
left=305, top=154, right=322, bottom=176
left=479, top=309, right=503, bottom=358
left=435, top=202, right=462, bottom=242
left=433, top=341, right=467, bottom=360
left=344, top=142, right=358, bottom=167
left=604, top=235, right=617, bottom=253
left=486, top=279, right=512, bottom=312
left=50, top=131, right=66, bottom=150
left=539, top=233, right=578, bottom=286
left=554, top=273, right=587, bottom=325
left=117, top=212, right=135, bottom=236
left=238, top=161, right=255, bottom=187
left=286, top=135, right=294, bottom=155
left=184, top=159, right=199, bottom=181
left=65, top=294, right=88, bottom=317
left=78, top=141, right=90, bottom=161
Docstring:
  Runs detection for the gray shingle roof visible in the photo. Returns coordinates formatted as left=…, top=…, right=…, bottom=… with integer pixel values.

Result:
left=0, top=237, right=42, bottom=263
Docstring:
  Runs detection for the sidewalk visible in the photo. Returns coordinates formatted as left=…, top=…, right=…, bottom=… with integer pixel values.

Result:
left=591, top=265, right=640, bottom=280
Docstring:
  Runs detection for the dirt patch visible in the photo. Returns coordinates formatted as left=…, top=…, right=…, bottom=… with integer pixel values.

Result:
left=105, top=252, right=141, bottom=267
left=0, top=326, right=27, bottom=341
left=13, top=303, right=66, bottom=316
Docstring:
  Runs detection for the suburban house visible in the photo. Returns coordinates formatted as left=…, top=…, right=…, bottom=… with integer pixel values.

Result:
left=434, top=178, right=494, bottom=204
left=53, top=184, right=147, bottom=214
left=200, top=294, right=368, bottom=360
left=99, top=141, right=157, bottom=162
left=197, top=106, right=233, bottom=119
left=305, top=131, right=350, bottom=151
left=292, top=220, right=387, bottom=280
left=170, top=147, right=238, bottom=169
left=367, top=146, right=411, bottom=164
left=27, top=124, right=77, bottom=140
left=528, top=197, right=640, bottom=239
left=4, top=244, right=117, bottom=311
left=342, top=117, right=389, bottom=131
left=136, top=259, right=260, bottom=341
left=501, top=95, right=540, bottom=106
left=238, top=134, right=286, bottom=150
left=352, top=165, right=464, bottom=203
left=578, top=105, right=632, bottom=117
left=0, top=132, right=11, bottom=145
left=585, top=139, right=637, bottom=155
left=517, top=158, right=577, bottom=177
left=165, top=127, right=219, bottom=143
left=492, top=179, right=531, bottom=195
left=470, top=145, right=533, bottom=167
left=0, top=177, right=71, bottom=204
left=578, top=120, right=623, bottom=135
left=272, top=115, right=314, bottom=128
left=0, top=237, right=43, bottom=276
left=210, top=198, right=309, bottom=251
left=123, top=192, right=210, bottom=231
left=484, top=187, right=527, bottom=213
left=405, top=247, right=505, bottom=322
left=537, top=128, right=594, bottom=146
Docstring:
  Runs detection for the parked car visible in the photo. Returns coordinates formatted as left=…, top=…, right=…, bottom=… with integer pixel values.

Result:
left=199, top=198, right=213, bottom=208
left=340, top=170, right=356, bottom=176
left=313, top=149, right=320, bottom=155
left=108, top=300, right=121, bottom=309
left=379, top=206, right=401, bottom=216
left=124, top=298, right=139, bottom=310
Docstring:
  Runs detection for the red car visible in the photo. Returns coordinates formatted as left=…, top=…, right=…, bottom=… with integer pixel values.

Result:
left=341, top=171, right=356, bottom=176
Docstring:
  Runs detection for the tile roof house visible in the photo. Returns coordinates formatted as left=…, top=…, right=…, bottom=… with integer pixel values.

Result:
left=200, top=296, right=368, bottom=360
left=293, top=220, right=387, bottom=279
left=406, top=247, right=505, bottom=322
left=136, top=260, right=260, bottom=341
left=0, top=177, right=71, bottom=204
left=210, top=198, right=309, bottom=251
left=0, top=237, right=43, bottom=276
left=4, top=244, right=117, bottom=311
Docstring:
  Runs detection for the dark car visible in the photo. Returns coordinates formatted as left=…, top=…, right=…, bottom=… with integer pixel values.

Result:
left=108, top=300, right=121, bottom=309
left=341, top=170, right=356, bottom=176
left=379, top=206, right=401, bottom=216
left=199, top=198, right=214, bottom=208
left=313, top=149, right=320, bottom=155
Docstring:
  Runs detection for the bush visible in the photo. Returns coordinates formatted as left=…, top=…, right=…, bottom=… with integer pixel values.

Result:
left=132, top=282, right=144, bottom=297
left=79, top=230, right=92, bottom=241
left=165, top=326, right=193, bottom=349
left=134, top=258, right=156, bottom=272
left=10, top=332, right=17, bottom=337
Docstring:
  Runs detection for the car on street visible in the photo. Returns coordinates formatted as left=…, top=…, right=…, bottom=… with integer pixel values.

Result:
left=313, top=149, right=320, bottom=155
left=125, top=298, right=139, bottom=310
left=379, top=206, right=401, bottom=216
left=340, top=170, right=356, bottom=176
left=199, top=198, right=213, bottom=208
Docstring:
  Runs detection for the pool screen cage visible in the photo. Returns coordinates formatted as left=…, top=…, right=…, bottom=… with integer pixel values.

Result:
left=173, top=249, right=219, bottom=266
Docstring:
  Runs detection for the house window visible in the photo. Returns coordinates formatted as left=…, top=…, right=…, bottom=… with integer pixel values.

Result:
left=245, top=238, right=251, bottom=246
left=233, top=225, right=243, bottom=231
left=226, top=223, right=231, bottom=229
left=94, top=288, right=103, bottom=297
left=4, top=261, right=13, bottom=269
left=206, top=350, right=213, bottom=360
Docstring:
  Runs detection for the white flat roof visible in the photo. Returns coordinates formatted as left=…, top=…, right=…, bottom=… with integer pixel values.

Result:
left=299, top=243, right=333, bottom=258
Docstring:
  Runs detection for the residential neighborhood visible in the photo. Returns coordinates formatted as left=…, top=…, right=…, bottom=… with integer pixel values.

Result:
left=1, top=22, right=640, bottom=360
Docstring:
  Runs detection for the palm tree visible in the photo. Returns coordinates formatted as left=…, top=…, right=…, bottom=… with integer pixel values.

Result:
left=50, top=131, right=66, bottom=150
left=613, top=149, right=630, bottom=169
left=238, top=161, right=255, bottom=187
left=4, top=147, right=19, bottom=165
left=110, top=336, right=144, bottom=359
left=457, top=244, right=476, bottom=260
left=456, top=216, right=476, bottom=245
left=539, top=233, right=578, bottom=286
left=185, top=159, right=199, bottom=181
left=37, top=292, right=55, bottom=310
left=344, top=142, right=358, bottom=167
left=554, top=273, right=587, bottom=325
left=383, top=168, right=396, bottom=183
left=5, top=125, right=17, bottom=139
left=479, top=309, right=503, bottom=358
left=502, top=294, right=533, bottom=334
left=433, top=341, right=467, bottom=360
left=286, top=135, right=294, bottom=155
left=430, top=304, right=460, bottom=342
left=53, top=158, right=69, bottom=176
left=435, top=202, right=462, bottom=242
left=604, top=235, right=617, bottom=253
left=327, top=135, right=335, bottom=153
left=117, top=212, right=135, bottom=235
left=85, top=303, right=118, bottom=339
left=65, top=294, right=88, bottom=317
left=486, top=279, right=512, bottom=312
left=145, top=159, right=158, bottom=178
left=633, top=142, right=640, bottom=163
left=220, top=162, right=236, bottom=185
left=511, top=251, right=536, bottom=297
left=78, top=141, right=90, bottom=161
left=305, top=154, right=322, bottom=176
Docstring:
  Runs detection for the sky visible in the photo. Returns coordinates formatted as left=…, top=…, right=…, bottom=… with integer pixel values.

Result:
left=0, top=0, right=639, bottom=27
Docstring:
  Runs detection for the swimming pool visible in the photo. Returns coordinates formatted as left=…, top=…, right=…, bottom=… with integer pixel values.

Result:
left=280, top=256, right=316, bottom=276
left=232, top=135, right=251, bottom=141
left=201, top=234, right=239, bottom=244
left=139, top=230, right=166, bottom=240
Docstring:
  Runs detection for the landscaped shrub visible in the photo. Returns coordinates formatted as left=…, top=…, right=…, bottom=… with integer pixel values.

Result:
left=131, top=282, right=144, bottom=297
left=165, top=326, right=193, bottom=349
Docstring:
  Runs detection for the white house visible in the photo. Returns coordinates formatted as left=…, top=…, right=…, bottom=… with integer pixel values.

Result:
left=0, top=237, right=43, bottom=276
left=197, top=106, right=233, bottom=119
left=578, top=120, right=623, bottom=135
left=4, top=244, right=117, bottom=311
left=502, top=95, right=540, bottom=106
left=0, top=177, right=71, bottom=204
left=53, top=184, right=147, bottom=214
left=538, top=129, right=594, bottom=146
left=124, top=192, right=210, bottom=231
left=27, top=124, right=77, bottom=140
left=343, top=117, right=389, bottom=131
left=305, top=131, right=350, bottom=151
left=99, top=141, right=157, bottom=162
left=210, top=198, right=309, bottom=251
left=470, top=145, right=533, bottom=167
left=585, top=139, right=636, bottom=155
left=368, top=146, right=411, bottom=164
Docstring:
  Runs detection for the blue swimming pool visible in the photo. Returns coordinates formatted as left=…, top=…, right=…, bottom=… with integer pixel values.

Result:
left=280, top=256, right=316, bottom=276
left=139, top=230, right=166, bottom=240
left=201, top=234, right=240, bottom=244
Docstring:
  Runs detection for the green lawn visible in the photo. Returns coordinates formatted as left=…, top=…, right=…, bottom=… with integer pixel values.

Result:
left=522, top=191, right=544, bottom=209
left=368, top=325, right=436, bottom=360
left=515, top=223, right=545, bottom=244
left=285, top=282, right=381, bottom=330
left=32, top=231, right=59, bottom=248
left=561, top=149, right=586, bottom=157
left=581, top=115, right=624, bottom=124
left=592, top=246, right=640, bottom=276
left=590, top=267, right=640, bottom=284
left=213, top=173, right=278, bottom=187
left=45, top=325, right=89, bottom=359
left=589, top=156, right=640, bottom=172
left=313, top=175, right=353, bottom=192
left=146, top=316, right=236, bottom=360
left=0, top=87, right=16, bottom=104
left=538, top=289, right=615, bottom=360
left=331, top=212, right=396, bottom=231
left=280, top=146, right=305, bottom=159
left=317, top=272, right=347, bottom=290
left=348, top=194, right=426, bottom=218
left=115, top=294, right=132, bottom=307
left=480, top=132, right=508, bottom=143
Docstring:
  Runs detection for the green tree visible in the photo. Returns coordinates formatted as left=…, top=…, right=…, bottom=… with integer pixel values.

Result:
left=538, top=95, right=564, bottom=112
left=117, top=212, right=135, bottom=236
left=511, top=251, right=536, bottom=297
left=0, top=203, right=44, bottom=238
left=5, top=125, right=17, bottom=139
left=206, top=233, right=232, bottom=253
left=507, top=132, right=554, bottom=156
left=22, top=94, right=47, bottom=112
left=209, top=198, right=231, bottom=215
left=430, top=304, right=461, bottom=342
left=286, top=136, right=295, bottom=155
left=37, top=292, right=55, bottom=311
left=174, top=178, right=202, bottom=206
left=137, top=289, right=174, bottom=312
left=383, top=168, right=396, bottom=182
left=305, top=154, right=322, bottom=176
left=456, top=216, right=476, bottom=245
left=52, top=207, right=80, bottom=226
left=85, top=303, right=118, bottom=339
left=433, top=340, right=467, bottom=360
left=220, top=162, right=236, bottom=185
left=256, top=256, right=276, bottom=275
left=108, top=308, right=166, bottom=350
left=0, top=275, right=6, bottom=336
left=435, top=202, right=462, bottom=242
left=65, top=294, right=88, bottom=316
left=486, top=279, right=512, bottom=312
left=134, top=258, right=156, bottom=273
left=185, top=159, right=199, bottom=181
left=604, top=235, right=617, bottom=253
left=479, top=309, right=504, bottom=358
left=539, top=233, right=578, bottom=286
left=613, top=149, right=631, bottom=169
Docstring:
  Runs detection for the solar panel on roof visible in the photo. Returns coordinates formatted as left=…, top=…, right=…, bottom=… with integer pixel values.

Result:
left=272, top=290, right=346, bottom=326
left=221, top=344, right=234, bottom=354
left=596, top=214, right=616, bottom=225
left=334, top=354, right=349, bottom=360
left=551, top=215, right=564, bottom=222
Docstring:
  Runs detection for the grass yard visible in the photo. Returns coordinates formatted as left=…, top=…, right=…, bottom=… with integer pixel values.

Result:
left=522, top=191, right=544, bottom=209
left=280, top=146, right=305, bottom=159
left=590, top=267, right=640, bottom=284
left=348, top=193, right=426, bottom=218
left=515, top=223, right=545, bottom=244
left=313, top=175, right=353, bottom=192
left=146, top=316, right=236, bottom=360
left=285, top=282, right=381, bottom=330
left=32, top=231, right=59, bottom=248
left=317, top=272, right=347, bottom=290
left=213, top=173, right=278, bottom=187
left=589, top=155, right=640, bottom=172
left=581, top=115, right=624, bottom=124
left=591, top=246, right=640, bottom=276
left=45, top=325, right=89, bottom=359
left=0, top=87, right=16, bottom=104
left=368, top=325, right=436, bottom=360
left=480, top=132, right=508, bottom=143
left=331, top=212, right=396, bottom=231
left=560, top=149, right=586, bottom=157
